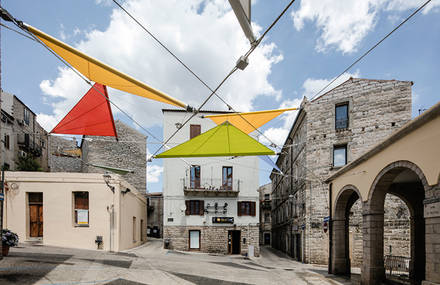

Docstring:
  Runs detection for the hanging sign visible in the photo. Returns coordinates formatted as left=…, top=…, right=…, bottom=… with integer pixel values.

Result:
left=323, top=221, right=328, bottom=233
left=0, top=193, right=4, bottom=201
left=323, top=216, right=330, bottom=222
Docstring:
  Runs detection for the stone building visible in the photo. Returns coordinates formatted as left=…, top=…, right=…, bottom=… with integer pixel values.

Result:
left=1, top=91, right=48, bottom=171
left=146, top=192, right=163, bottom=238
left=326, top=100, right=440, bottom=284
left=49, top=120, right=147, bottom=193
left=258, top=183, right=272, bottom=245
left=270, top=78, right=412, bottom=264
left=162, top=109, right=260, bottom=256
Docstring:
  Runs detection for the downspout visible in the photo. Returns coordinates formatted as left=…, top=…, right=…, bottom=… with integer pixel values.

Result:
left=328, top=182, right=333, bottom=274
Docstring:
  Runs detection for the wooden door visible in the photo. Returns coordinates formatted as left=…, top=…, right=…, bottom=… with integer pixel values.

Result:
left=30, top=204, right=43, bottom=237
left=29, top=193, right=43, bottom=237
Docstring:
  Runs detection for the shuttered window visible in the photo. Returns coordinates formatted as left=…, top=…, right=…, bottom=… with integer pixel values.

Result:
left=190, top=124, right=201, bottom=139
left=74, top=192, right=89, bottom=226
left=237, top=201, right=256, bottom=216
left=185, top=200, right=205, bottom=215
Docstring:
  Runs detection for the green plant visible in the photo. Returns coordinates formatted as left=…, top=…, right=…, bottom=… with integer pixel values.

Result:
left=2, top=229, right=19, bottom=247
left=16, top=155, right=41, bottom=171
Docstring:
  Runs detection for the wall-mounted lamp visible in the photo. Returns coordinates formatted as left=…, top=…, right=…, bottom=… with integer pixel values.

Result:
left=122, top=188, right=131, bottom=195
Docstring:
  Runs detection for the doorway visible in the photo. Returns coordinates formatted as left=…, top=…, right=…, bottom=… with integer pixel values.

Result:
left=295, top=234, right=302, bottom=261
left=189, top=230, right=200, bottom=250
left=264, top=233, right=271, bottom=245
left=228, top=230, right=241, bottom=254
left=28, top=193, right=43, bottom=238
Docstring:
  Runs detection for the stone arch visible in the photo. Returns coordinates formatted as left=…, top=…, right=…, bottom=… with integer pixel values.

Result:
left=331, top=184, right=363, bottom=276
left=362, top=160, right=427, bottom=285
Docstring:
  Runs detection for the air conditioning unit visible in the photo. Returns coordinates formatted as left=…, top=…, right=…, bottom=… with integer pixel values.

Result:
left=18, top=150, right=27, bottom=157
left=17, top=119, right=24, bottom=125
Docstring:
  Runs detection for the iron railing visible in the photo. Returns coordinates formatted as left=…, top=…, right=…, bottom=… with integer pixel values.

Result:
left=384, top=255, right=410, bottom=277
left=182, top=178, right=240, bottom=192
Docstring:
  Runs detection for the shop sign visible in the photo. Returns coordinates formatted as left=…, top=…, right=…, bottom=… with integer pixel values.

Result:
left=212, top=217, right=234, bottom=224
left=323, top=221, right=328, bottom=233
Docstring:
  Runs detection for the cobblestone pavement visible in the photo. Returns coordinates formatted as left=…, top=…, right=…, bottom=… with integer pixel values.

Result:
left=0, top=240, right=358, bottom=285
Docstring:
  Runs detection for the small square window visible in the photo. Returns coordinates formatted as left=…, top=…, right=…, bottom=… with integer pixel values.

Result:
left=190, top=124, right=201, bottom=139
left=333, top=145, right=347, bottom=167
left=335, top=104, right=348, bottom=129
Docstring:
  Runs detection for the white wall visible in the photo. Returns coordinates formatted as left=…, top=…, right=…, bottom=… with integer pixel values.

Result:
left=162, top=110, right=260, bottom=227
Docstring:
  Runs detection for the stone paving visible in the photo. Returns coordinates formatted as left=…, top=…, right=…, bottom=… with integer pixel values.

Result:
left=0, top=239, right=358, bottom=285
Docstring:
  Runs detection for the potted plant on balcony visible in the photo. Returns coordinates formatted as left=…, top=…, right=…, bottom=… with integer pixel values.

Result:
left=2, top=229, right=19, bottom=256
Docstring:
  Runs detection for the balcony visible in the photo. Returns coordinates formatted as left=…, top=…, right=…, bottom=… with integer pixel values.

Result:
left=182, top=178, right=240, bottom=197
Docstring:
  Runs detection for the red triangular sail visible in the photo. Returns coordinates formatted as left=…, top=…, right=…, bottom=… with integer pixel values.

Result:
left=51, top=83, right=117, bottom=137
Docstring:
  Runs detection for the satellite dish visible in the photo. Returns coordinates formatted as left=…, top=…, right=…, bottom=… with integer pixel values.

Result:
left=180, top=204, right=187, bottom=212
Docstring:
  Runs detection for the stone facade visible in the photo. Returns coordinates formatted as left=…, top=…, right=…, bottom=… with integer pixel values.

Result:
left=81, top=120, right=147, bottom=193
left=0, top=91, right=49, bottom=171
left=147, top=192, right=163, bottom=238
left=270, top=78, right=412, bottom=264
left=258, top=183, right=272, bottom=245
left=164, top=225, right=259, bottom=256
left=48, top=136, right=82, bottom=173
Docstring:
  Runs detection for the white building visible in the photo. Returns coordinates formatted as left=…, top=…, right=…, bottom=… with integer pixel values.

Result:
left=162, top=109, right=260, bottom=256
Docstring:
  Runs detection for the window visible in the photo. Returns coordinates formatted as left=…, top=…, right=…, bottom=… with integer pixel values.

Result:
left=133, top=217, right=137, bottom=242
left=140, top=219, right=145, bottom=241
left=335, top=103, right=348, bottom=129
left=74, top=192, right=89, bottom=226
left=185, top=200, right=205, bottom=215
left=24, top=108, right=30, bottom=125
left=264, top=194, right=270, bottom=201
left=237, top=201, right=256, bottom=216
left=333, top=145, right=347, bottom=167
left=190, top=124, right=201, bottom=139
left=190, top=165, right=201, bottom=188
left=222, top=166, right=233, bottom=190
left=4, top=135, right=9, bottom=150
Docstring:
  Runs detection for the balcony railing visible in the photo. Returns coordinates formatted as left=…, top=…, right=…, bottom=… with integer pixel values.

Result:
left=182, top=178, right=240, bottom=196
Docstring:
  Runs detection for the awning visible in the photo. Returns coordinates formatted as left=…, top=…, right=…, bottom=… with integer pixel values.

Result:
left=156, top=121, right=275, bottom=158
left=205, top=108, right=297, bottom=134
left=51, top=83, right=118, bottom=137
left=25, top=24, right=188, bottom=109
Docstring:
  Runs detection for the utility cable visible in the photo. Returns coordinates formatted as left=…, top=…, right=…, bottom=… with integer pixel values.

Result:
left=112, top=0, right=296, bottom=150
left=311, top=0, right=432, bottom=100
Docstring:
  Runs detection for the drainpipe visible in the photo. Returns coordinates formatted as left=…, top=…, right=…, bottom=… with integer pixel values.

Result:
left=328, top=183, right=333, bottom=274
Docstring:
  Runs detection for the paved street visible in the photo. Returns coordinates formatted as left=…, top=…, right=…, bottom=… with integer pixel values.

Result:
left=0, top=239, right=358, bottom=285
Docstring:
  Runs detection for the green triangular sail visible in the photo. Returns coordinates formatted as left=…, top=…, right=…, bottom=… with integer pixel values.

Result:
left=156, top=121, right=275, bottom=158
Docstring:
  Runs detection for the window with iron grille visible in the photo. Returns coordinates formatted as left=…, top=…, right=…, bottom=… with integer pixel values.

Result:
left=335, top=103, right=348, bottom=129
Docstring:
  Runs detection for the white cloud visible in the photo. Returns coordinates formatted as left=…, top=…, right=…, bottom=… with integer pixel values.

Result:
left=302, top=70, right=360, bottom=99
left=36, top=113, right=59, bottom=131
left=39, top=0, right=282, bottom=134
left=147, top=165, right=163, bottom=183
left=291, top=0, right=440, bottom=54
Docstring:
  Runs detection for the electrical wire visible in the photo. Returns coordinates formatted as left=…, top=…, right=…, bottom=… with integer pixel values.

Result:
left=310, top=0, right=432, bottom=101
left=112, top=0, right=296, bottom=151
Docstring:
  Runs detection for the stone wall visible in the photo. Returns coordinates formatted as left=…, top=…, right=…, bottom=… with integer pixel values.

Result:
left=81, top=120, right=147, bottom=193
left=164, top=225, right=259, bottom=256
left=48, top=136, right=82, bottom=172
left=349, top=194, right=410, bottom=267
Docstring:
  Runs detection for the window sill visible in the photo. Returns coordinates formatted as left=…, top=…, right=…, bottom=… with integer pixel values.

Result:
left=74, top=224, right=89, bottom=228
left=330, top=166, right=344, bottom=171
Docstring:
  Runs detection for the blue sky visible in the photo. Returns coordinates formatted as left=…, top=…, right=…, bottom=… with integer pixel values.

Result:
left=2, top=0, right=439, bottom=192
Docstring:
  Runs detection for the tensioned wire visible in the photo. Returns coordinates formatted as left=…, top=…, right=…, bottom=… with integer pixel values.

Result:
left=112, top=0, right=297, bottom=152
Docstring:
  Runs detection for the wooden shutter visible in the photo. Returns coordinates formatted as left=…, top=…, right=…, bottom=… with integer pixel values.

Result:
left=199, top=200, right=205, bottom=215
left=74, top=192, right=89, bottom=209
left=237, top=201, right=242, bottom=216
left=190, top=125, right=201, bottom=139
left=185, top=200, right=190, bottom=215
left=251, top=202, right=256, bottom=216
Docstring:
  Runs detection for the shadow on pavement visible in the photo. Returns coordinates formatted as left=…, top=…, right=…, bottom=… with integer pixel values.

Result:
left=104, top=278, right=149, bottom=285
left=167, top=272, right=253, bottom=285
left=0, top=251, right=73, bottom=285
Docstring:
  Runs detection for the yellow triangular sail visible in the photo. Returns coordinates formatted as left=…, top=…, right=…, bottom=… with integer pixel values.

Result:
left=25, top=24, right=187, bottom=109
left=205, top=108, right=297, bottom=134
left=156, top=121, right=275, bottom=158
